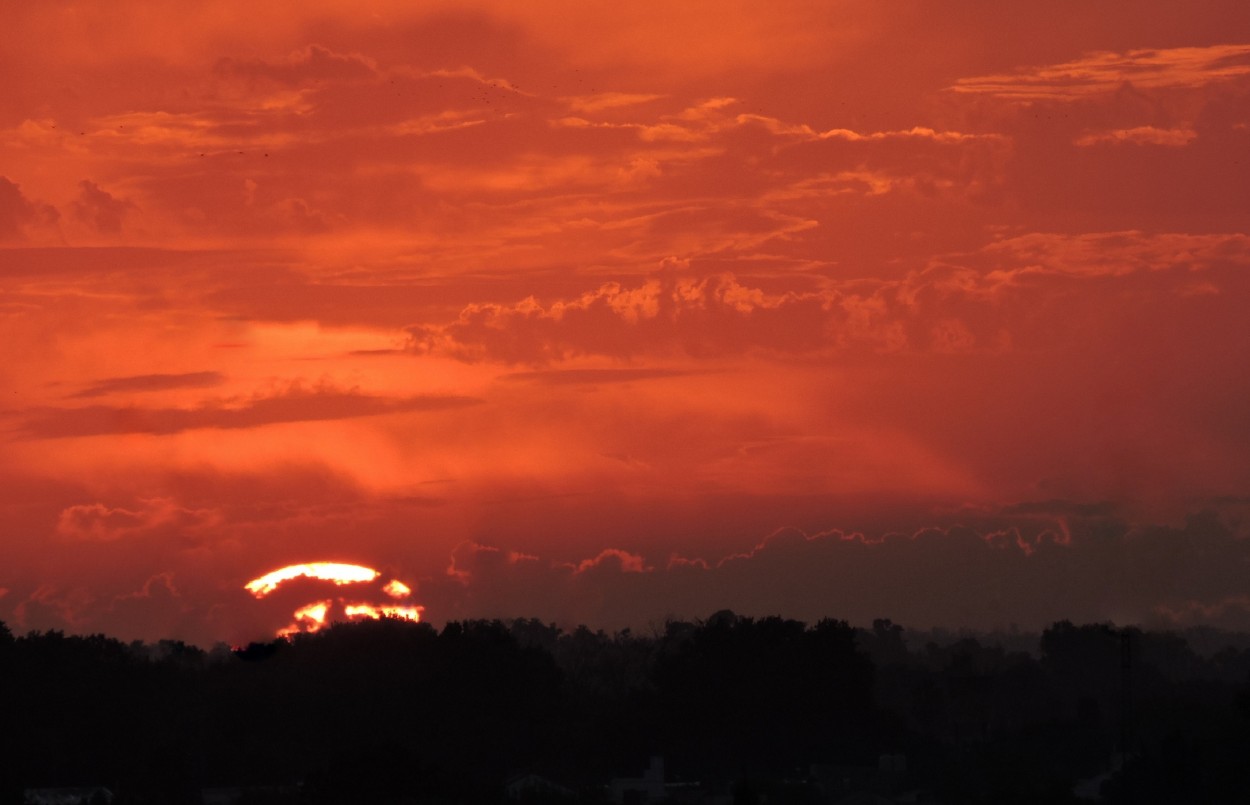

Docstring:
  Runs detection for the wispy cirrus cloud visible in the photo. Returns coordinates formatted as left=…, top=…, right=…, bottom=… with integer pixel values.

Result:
left=951, top=43, right=1250, bottom=100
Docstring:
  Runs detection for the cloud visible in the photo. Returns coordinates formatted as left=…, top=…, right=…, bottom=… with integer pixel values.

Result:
left=21, top=387, right=481, bottom=438
left=10, top=55, right=1007, bottom=251
left=564, top=548, right=650, bottom=575
left=6, top=473, right=1249, bottom=644
left=499, top=368, right=694, bottom=385
left=105, top=573, right=190, bottom=642
left=1, top=0, right=1249, bottom=648
left=409, top=231, right=1250, bottom=363
left=1152, top=595, right=1250, bottom=631
left=71, top=371, right=226, bottom=398
left=214, top=44, right=378, bottom=86
left=0, top=246, right=219, bottom=279
left=412, top=502, right=1250, bottom=633
left=556, top=99, right=1004, bottom=155
left=565, top=92, right=667, bottom=113
left=0, top=462, right=462, bottom=644
left=446, top=542, right=541, bottom=583
left=13, top=585, right=94, bottom=631
left=978, top=230, right=1250, bottom=276
left=55, top=498, right=221, bottom=542
left=71, top=180, right=135, bottom=234
left=812, top=124, right=1005, bottom=145
left=0, top=176, right=59, bottom=241
left=951, top=44, right=1250, bottom=100
left=408, top=272, right=839, bottom=362
left=1074, top=126, right=1198, bottom=147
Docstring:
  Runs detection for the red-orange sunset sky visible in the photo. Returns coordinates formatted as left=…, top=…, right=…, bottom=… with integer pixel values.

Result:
left=3, top=1, right=1250, bottom=645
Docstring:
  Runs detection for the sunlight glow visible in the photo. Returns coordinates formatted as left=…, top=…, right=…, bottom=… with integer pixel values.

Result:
left=278, top=599, right=332, bottom=637
left=244, top=562, right=380, bottom=597
left=345, top=603, right=423, bottom=623
left=382, top=579, right=412, bottom=598
left=245, top=562, right=424, bottom=638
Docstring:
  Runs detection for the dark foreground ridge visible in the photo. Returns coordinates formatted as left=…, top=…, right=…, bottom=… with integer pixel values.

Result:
left=2, top=614, right=1249, bottom=804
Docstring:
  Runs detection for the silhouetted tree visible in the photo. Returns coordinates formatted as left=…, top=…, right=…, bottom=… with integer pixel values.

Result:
left=4, top=614, right=1250, bottom=804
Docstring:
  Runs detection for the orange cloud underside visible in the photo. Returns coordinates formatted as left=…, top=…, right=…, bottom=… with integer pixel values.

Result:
left=2, top=1, right=1250, bottom=644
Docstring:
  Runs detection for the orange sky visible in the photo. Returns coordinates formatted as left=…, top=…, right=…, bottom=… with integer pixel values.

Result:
left=2, top=1, right=1250, bottom=644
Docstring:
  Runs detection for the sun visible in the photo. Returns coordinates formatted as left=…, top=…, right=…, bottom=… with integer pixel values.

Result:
left=245, top=562, right=381, bottom=597
left=244, top=561, right=423, bottom=638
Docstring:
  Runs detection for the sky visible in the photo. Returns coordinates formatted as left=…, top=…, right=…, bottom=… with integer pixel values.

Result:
left=2, top=0, right=1250, bottom=646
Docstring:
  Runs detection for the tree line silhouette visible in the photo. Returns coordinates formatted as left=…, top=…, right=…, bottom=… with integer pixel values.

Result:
left=2, top=613, right=1249, bottom=804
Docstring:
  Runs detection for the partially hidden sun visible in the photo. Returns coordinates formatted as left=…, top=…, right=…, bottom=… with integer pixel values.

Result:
left=244, top=562, right=423, bottom=638
left=245, top=562, right=380, bottom=597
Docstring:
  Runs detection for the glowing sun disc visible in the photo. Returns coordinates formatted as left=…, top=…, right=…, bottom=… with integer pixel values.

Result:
left=244, top=562, right=380, bottom=598
left=246, top=561, right=424, bottom=638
